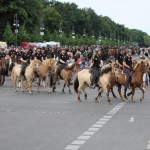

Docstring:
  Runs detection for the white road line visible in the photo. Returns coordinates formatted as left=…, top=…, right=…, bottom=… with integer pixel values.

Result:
left=64, top=102, right=125, bottom=150
left=83, top=131, right=96, bottom=136
left=147, top=140, right=150, bottom=149
left=129, top=117, right=135, bottom=123
left=65, top=145, right=80, bottom=150
left=72, top=140, right=86, bottom=145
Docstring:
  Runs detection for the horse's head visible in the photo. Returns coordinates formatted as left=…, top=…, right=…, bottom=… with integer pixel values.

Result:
left=32, top=59, right=42, bottom=72
left=72, top=63, right=80, bottom=73
left=111, top=62, right=120, bottom=81
left=133, top=60, right=147, bottom=73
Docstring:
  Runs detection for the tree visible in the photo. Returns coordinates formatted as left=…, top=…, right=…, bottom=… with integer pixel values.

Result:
left=3, top=22, right=14, bottom=45
left=18, top=24, right=30, bottom=44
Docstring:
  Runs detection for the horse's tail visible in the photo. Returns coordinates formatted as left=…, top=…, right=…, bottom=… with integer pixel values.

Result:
left=74, top=74, right=79, bottom=93
left=11, top=68, right=14, bottom=83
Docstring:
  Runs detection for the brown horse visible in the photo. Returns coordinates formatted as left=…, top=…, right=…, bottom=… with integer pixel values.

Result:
left=0, top=58, right=6, bottom=85
left=36, top=58, right=56, bottom=93
left=74, top=63, right=119, bottom=103
left=105, top=63, right=126, bottom=101
left=55, top=62, right=80, bottom=93
left=127, top=60, right=148, bottom=102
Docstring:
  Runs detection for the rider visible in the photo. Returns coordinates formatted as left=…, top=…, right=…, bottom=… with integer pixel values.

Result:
left=115, top=47, right=126, bottom=69
left=123, top=48, right=133, bottom=98
left=55, top=48, right=69, bottom=78
left=20, top=47, right=32, bottom=77
left=89, top=49, right=103, bottom=89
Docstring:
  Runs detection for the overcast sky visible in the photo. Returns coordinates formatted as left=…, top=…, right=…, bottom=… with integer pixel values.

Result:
left=58, top=0, right=150, bottom=35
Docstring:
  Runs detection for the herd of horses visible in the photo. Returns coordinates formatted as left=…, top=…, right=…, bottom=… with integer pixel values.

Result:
left=0, top=54, right=149, bottom=104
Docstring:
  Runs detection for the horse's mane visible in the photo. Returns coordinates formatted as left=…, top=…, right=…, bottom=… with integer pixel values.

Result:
left=64, top=62, right=79, bottom=71
left=100, top=64, right=112, bottom=76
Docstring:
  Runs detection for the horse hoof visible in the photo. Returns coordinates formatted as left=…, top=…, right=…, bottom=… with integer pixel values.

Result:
left=78, top=99, right=82, bottom=102
left=29, top=91, right=33, bottom=94
left=132, top=100, right=136, bottom=103
left=140, top=98, right=143, bottom=101
left=95, top=100, right=99, bottom=103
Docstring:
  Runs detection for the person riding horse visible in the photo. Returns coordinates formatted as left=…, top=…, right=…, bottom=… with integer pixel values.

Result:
left=20, top=47, right=32, bottom=78
left=115, top=47, right=126, bottom=70
left=55, top=49, right=69, bottom=79
left=89, top=49, right=103, bottom=89
left=123, top=49, right=133, bottom=99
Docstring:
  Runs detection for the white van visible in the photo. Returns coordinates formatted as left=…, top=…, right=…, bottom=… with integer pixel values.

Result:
left=0, top=41, right=7, bottom=49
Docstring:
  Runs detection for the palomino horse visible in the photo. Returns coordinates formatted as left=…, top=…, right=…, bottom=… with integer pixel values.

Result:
left=127, top=60, right=148, bottom=102
left=36, top=58, right=56, bottom=93
left=55, top=62, right=80, bottom=93
left=0, top=58, right=6, bottom=85
left=11, top=59, right=41, bottom=93
left=23, top=59, right=42, bottom=93
left=8, top=54, right=17, bottom=75
left=74, top=63, right=119, bottom=103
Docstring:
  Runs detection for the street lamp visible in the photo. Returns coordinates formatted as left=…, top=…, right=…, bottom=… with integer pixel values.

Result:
left=83, top=28, right=86, bottom=37
left=13, top=14, right=19, bottom=48
left=98, top=32, right=101, bottom=45
left=59, top=23, right=62, bottom=46
left=72, top=25, right=75, bottom=45
left=40, top=19, right=45, bottom=42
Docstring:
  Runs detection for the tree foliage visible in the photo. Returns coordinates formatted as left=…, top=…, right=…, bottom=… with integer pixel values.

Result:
left=0, top=0, right=149, bottom=46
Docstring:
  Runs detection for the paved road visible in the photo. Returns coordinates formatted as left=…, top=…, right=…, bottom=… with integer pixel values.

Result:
left=0, top=77, right=150, bottom=150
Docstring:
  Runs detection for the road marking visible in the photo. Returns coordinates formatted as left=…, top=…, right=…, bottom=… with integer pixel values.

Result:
left=129, top=117, right=135, bottom=123
left=64, top=102, right=125, bottom=150
left=65, top=145, right=80, bottom=150
left=147, top=140, right=150, bottom=149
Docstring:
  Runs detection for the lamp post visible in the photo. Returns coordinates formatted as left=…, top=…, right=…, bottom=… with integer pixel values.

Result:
left=98, top=32, right=101, bottom=45
left=83, top=28, right=86, bottom=45
left=72, top=25, right=75, bottom=45
left=59, top=23, right=62, bottom=46
left=40, top=19, right=45, bottom=42
left=13, top=14, right=19, bottom=48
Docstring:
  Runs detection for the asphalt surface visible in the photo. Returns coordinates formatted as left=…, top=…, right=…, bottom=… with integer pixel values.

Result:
left=0, top=76, right=150, bottom=150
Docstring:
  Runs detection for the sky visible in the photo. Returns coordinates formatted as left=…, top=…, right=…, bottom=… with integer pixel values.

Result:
left=57, top=0, right=150, bottom=35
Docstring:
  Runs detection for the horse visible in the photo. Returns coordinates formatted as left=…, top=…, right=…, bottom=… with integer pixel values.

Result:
left=23, top=59, right=42, bottom=93
left=74, top=63, right=119, bottom=103
left=8, top=54, right=17, bottom=75
left=104, top=63, right=126, bottom=101
left=55, top=62, right=80, bottom=94
left=11, top=59, right=41, bottom=93
left=36, top=58, right=56, bottom=93
left=0, top=58, right=6, bottom=85
left=11, top=64, right=22, bottom=92
left=127, top=60, right=148, bottom=102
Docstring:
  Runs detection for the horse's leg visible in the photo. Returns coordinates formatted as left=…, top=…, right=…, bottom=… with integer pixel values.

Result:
left=28, top=79, right=32, bottom=94
left=37, top=78, right=41, bottom=93
left=95, top=87, right=103, bottom=103
left=130, top=86, right=136, bottom=102
left=46, top=76, right=50, bottom=93
left=124, top=86, right=128, bottom=99
left=21, top=76, right=25, bottom=92
left=62, top=80, right=66, bottom=93
left=67, top=79, right=72, bottom=94
left=2, top=74, right=5, bottom=85
left=14, top=75, right=17, bottom=92
left=82, top=89, right=87, bottom=100
left=77, top=84, right=83, bottom=102
left=118, top=84, right=124, bottom=101
left=138, top=85, right=145, bottom=101
left=111, top=86, right=117, bottom=98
